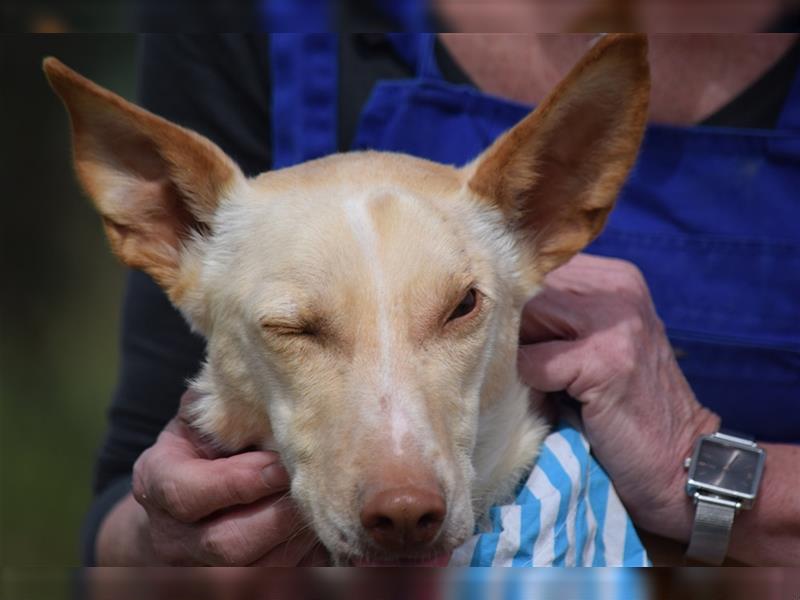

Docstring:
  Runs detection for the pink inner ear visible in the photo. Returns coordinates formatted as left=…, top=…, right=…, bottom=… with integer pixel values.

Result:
left=546, top=92, right=619, bottom=170
left=506, top=94, right=618, bottom=244
left=467, top=36, right=649, bottom=276
left=75, top=108, right=212, bottom=273
left=109, top=177, right=203, bottom=251
left=46, top=57, right=242, bottom=298
left=86, top=109, right=167, bottom=181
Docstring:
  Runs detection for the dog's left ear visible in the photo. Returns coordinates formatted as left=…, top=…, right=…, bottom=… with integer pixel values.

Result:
left=43, top=57, right=245, bottom=314
left=466, top=34, right=649, bottom=281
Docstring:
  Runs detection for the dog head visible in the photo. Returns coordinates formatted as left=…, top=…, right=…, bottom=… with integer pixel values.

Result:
left=46, top=34, right=648, bottom=564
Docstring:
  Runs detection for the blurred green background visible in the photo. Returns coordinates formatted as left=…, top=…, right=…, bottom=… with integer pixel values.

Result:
left=1, top=35, right=138, bottom=566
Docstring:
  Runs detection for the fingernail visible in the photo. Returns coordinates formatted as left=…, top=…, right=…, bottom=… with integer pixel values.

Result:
left=261, top=462, right=290, bottom=489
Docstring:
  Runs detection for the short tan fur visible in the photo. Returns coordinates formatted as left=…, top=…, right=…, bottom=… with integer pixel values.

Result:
left=44, top=34, right=649, bottom=563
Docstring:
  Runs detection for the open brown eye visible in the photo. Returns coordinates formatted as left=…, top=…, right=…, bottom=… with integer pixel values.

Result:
left=448, top=288, right=478, bottom=322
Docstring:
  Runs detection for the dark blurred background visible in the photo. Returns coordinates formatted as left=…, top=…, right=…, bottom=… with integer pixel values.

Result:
left=1, top=35, right=137, bottom=567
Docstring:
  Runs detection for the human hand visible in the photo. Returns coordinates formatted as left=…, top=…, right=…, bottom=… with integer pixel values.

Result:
left=517, top=254, right=719, bottom=540
left=129, top=390, right=328, bottom=565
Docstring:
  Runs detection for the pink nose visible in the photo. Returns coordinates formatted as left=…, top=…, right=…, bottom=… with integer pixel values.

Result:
left=360, top=487, right=446, bottom=551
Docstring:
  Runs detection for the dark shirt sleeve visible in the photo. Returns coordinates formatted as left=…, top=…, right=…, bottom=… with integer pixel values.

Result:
left=80, top=33, right=272, bottom=565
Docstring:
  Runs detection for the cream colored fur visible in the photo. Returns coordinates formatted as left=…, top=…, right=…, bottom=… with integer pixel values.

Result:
left=44, top=33, right=649, bottom=564
left=179, top=153, right=550, bottom=559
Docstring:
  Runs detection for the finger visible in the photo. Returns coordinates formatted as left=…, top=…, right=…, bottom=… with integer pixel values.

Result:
left=190, top=496, right=303, bottom=566
left=171, top=391, right=227, bottom=459
left=548, top=253, right=614, bottom=280
left=142, top=450, right=290, bottom=522
left=517, top=340, right=584, bottom=394
left=519, top=288, right=585, bottom=343
left=519, top=297, right=566, bottom=343
left=163, top=416, right=227, bottom=460
left=248, top=532, right=323, bottom=566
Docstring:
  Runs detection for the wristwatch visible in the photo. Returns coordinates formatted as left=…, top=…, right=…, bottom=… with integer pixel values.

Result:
left=683, top=430, right=766, bottom=565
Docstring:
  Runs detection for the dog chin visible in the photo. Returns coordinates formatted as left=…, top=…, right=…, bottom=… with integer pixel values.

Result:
left=330, top=542, right=455, bottom=567
left=325, top=538, right=454, bottom=567
left=327, top=531, right=467, bottom=567
left=349, top=553, right=452, bottom=567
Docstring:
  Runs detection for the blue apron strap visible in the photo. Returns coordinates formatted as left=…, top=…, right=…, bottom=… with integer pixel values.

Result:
left=416, top=33, right=444, bottom=80
left=372, top=0, right=431, bottom=31
left=258, top=0, right=331, bottom=31
left=386, top=33, right=443, bottom=80
left=776, top=58, right=800, bottom=129
left=269, top=33, right=339, bottom=169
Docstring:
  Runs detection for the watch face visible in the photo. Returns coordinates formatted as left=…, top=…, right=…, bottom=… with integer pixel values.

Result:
left=691, top=438, right=762, bottom=496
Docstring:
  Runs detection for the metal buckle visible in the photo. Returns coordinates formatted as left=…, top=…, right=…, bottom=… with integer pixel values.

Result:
left=713, top=431, right=756, bottom=447
left=693, top=491, right=741, bottom=511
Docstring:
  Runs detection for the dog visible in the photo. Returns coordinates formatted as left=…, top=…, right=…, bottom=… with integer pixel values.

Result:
left=45, top=34, right=649, bottom=565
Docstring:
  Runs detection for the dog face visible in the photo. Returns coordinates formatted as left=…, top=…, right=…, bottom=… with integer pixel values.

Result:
left=45, top=34, right=649, bottom=564
left=189, top=154, right=531, bottom=561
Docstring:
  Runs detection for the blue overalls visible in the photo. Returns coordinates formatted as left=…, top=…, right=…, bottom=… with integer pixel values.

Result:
left=265, top=31, right=799, bottom=564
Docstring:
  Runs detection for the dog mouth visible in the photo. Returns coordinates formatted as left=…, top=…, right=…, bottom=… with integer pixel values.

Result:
left=327, top=526, right=455, bottom=567
left=327, top=529, right=455, bottom=567
left=349, top=552, right=452, bottom=567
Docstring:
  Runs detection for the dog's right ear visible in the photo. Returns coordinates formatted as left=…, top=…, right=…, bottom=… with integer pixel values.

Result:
left=43, top=57, right=245, bottom=308
left=465, top=34, right=649, bottom=287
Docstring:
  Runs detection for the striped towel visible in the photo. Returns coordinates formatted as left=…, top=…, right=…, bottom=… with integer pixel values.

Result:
left=450, top=417, right=650, bottom=567
left=444, top=569, right=650, bottom=599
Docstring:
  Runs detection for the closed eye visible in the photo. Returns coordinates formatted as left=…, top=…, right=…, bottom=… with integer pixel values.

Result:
left=260, top=320, right=320, bottom=338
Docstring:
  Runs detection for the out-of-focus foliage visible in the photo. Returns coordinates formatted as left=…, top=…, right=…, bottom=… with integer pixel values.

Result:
left=1, top=35, right=136, bottom=567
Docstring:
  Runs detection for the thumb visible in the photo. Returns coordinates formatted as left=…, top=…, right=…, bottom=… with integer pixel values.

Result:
left=517, top=340, right=583, bottom=394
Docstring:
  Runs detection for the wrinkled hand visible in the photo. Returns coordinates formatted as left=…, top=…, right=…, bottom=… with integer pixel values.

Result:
left=517, top=254, right=719, bottom=538
left=131, top=391, right=327, bottom=565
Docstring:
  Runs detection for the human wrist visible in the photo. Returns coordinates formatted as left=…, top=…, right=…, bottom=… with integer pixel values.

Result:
left=726, top=443, right=800, bottom=565
left=634, top=406, right=721, bottom=542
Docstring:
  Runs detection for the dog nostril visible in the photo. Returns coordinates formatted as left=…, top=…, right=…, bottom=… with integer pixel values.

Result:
left=418, top=511, right=442, bottom=530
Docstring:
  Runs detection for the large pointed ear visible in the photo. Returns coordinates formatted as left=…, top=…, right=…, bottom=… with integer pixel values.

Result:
left=466, top=34, right=649, bottom=281
left=43, top=57, right=245, bottom=306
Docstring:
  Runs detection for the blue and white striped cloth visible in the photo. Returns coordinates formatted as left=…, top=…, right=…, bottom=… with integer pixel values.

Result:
left=443, top=569, right=650, bottom=599
left=450, top=417, right=650, bottom=567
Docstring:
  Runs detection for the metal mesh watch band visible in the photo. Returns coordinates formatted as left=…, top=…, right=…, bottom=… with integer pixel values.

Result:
left=685, top=430, right=765, bottom=565
left=686, top=494, right=737, bottom=565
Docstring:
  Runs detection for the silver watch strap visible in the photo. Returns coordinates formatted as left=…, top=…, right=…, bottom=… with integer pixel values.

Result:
left=686, top=494, right=737, bottom=565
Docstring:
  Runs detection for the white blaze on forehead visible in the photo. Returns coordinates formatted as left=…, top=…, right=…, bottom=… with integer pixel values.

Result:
left=343, top=195, right=392, bottom=389
left=343, top=193, right=432, bottom=458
